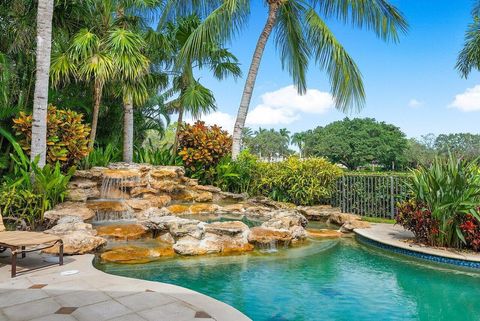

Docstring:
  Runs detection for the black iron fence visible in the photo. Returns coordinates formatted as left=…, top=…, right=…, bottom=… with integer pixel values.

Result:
left=331, top=174, right=409, bottom=218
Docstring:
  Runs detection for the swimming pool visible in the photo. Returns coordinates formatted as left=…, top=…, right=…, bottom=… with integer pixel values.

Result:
left=95, top=238, right=480, bottom=321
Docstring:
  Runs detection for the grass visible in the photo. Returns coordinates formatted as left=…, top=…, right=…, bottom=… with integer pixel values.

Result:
left=361, top=216, right=396, bottom=224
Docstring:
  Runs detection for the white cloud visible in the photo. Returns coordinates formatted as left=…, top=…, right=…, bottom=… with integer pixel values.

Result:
left=246, top=85, right=334, bottom=125
left=408, top=99, right=423, bottom=108
left=186, top=111, right=235, bottom=133
left=450, top=85, right=480, bottom=112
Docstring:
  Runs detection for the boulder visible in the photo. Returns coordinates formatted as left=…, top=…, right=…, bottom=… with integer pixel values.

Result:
left=150, top=166, right=184, bottom=179
left=261, top=210, right=308, bottom=229
left=170, top=189, right=198, bottom=201
left=44, top=202, right=95, bottom=223
left=248, top=227, right=293, bottom=245
left=173, top=236, right=206, bottom=255
left=125, top=199, right=154, bottom=211
left=43, top=231, right=106, bottom=255
left=215, top=192, right=247, bottom=202
left=96, top=224, right=147, bottom=240
left=247, top=196, right=294, bottom=209
left=327, top=213, right=362, bottom=226
left=135, top=207, right=171, bottom=221
left=142, top=215, right=205, bottom=239
left=222, top=203, right=246, bottom=213
left=296, top=205, right=341, bottom=221
left=73, top=167, right=105, bottom=181
left=151, top=180, right=184, bottom=193
left=194, top=185, right=222, bottom=193
left=86, top=200, right=129, bottom=212
left=156, top=231, right=175, bottom=244
left=100, top=245, right=174, bottom=264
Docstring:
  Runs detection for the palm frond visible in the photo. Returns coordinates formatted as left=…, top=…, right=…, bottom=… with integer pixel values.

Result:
left=456, top=1, right=480, bottom=78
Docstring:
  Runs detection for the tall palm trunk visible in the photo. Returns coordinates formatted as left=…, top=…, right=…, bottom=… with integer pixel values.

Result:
left=123, top=95, right=134, bottom=163
left=173, top=107, right=184, bottom=156
left=31, top=0, right=54, bottom=167
left=89, top=79, right=103, bottom=149
left=231, top=3, right=280, bottom=159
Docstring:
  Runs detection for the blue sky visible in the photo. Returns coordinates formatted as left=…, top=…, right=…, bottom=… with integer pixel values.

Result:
left=192, top=1, right=480, bottom=138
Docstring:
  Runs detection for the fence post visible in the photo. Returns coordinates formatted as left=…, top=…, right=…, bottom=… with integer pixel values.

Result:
left=390, top=176, right=395, bottom=218
left=342, top=176, right=346, bottom=213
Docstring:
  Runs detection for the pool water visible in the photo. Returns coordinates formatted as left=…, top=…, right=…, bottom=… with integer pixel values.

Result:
left=95, top=238, right=480, bottom=321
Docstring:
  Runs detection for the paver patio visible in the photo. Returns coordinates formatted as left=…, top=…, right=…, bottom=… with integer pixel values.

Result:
left=0, top=252, right=250, bottom=321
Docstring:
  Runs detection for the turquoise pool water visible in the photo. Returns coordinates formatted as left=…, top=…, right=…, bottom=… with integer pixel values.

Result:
left=95, top=238, right=480, bottom=321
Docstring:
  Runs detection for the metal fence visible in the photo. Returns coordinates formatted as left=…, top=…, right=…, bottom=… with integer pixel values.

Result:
left=331, top=175, right=408, bottom=218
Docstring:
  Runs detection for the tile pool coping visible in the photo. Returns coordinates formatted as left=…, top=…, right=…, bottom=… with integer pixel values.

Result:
left=355, top=223, right=480, bottom=269
left=0, top=253, right=251, bottom=321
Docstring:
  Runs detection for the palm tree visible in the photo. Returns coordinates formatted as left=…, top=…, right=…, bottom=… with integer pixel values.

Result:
left=279, top=128, right=291, bottom=144
left=31, top=0, right=54, bottom=167
left=456, top=1, right=480, bottom=77
left=291, top=132, right=305, bottom=157
left=171, top=0, right=408, bottom=159
left=162, top=15, right=241, bottom=153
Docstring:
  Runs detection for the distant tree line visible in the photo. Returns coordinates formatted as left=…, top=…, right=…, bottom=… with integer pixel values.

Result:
left=242, top=118, right=480, bottom=170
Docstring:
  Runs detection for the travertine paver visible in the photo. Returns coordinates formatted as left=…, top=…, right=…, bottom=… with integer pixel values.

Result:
left=355, top=223, right=480, bottom=262
left=0, top=253, right=251, bottom=321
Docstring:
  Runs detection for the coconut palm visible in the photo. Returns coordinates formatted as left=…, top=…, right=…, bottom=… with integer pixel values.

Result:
left=31, top=0, right=54, bottom=167
left=456, top=1, right=480, bottom=77
left=169, top=0, right=408, bottom=159
left=291, top=132, right=306, bottom=157
left=162, top=15, right=241, bottom=153
left=279, top=128, right=291, bottom=144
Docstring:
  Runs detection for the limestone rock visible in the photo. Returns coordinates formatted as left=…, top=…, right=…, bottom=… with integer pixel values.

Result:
left=173, top=236, right=206, bottom=255
left=248, top=227, right=293, bottom=245
left=307, top=229, right=343, bottom=238
left=156, top=231, right=175, bottom=244
left=167, top=204, right=190, bottom=215
left=136, top=207, right=171, bottom=221
left=170, top=189, right=198, bottom=201
left=130, top=187, right=158, bottom=198
left=126, top=199, right=154, bottom=211
left=142, top=194, right=171, bottom=207
left=222, top=203, right=246, bottom=213
left=297, top=205, right=341, bottom=221
left=204, top=221, right=250, bottom=236
left=96, top=224, right=147, bottom=240
left=151, top=180, right=184, bottom=193
left=194, top=185, right=221, bottom=193
left=195, top=191, right=213, bottom=203
left=100, top=245, right=174, bottom=264
left=86, top=200, right=129, bottom=212
left=327, top=213, right=362, bottom=226
left=216, top=192, right=247, bottom=202
left=73, top=167, right=105, bottom=181
left=44, top=202, right=95, bottom=223
left=150, top=166, right=184, bottom=179
left=340, top=220, right=371, bottom=232
left=43, top=231, right=106, bottom=255
left=189, top=203, right=220, bottom=214
left=262, top=210, right=308, bottom=229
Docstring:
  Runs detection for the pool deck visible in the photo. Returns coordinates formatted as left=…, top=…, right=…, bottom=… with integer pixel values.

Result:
left=0, top=252, right=251, bottom=321
left=355, top=223, right=480, bottom=263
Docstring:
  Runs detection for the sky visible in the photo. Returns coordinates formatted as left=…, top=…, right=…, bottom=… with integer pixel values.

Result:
left=189, top=1, right=480, bottom=139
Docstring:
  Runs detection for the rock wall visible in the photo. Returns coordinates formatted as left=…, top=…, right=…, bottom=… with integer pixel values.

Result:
left=42, top=163, right=369, bottom=256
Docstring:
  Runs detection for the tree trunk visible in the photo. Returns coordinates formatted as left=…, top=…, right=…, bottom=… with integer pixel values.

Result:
left=88, top=80, right=103, bottom=149
left=173, top=107, right=184, bottom=156
left=123, top=95, right=134, bottom=163
left=31, top=0, right=54, bottom=167
left=231, top=3, right=280, bottom=159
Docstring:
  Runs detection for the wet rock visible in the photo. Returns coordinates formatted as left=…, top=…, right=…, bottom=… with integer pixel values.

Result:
left=86, top=200, right=129, bottom=212
left=216, top=192, right=247, bottom=202
left=170, top=189, right=198, bottom=201
left=156, top=231, right=175, bottom=244
left=222, top=203, right=246, bottom=213
left=327, top=213, right=362, bottom=226
left=150, top=166, right=184, bottom=179
left=100, top=245, right=174, bottom=264
left=262, top=211, right=308, bottom=229
left=204, top=221, right=250, bottom=237
left=247, top=197, right=294, bottom=209
left=44, top=202, right=96, bottom=223
left=173, top=236, right=206, bottom=255
left=125, top=199, right=154, bottom=211
left=136, top=207, right=171, bottom=221
left=151, top=180, right=184, bottom=193
left=96, top=224, right=147, bottom=240
left=44, top=221, right=106, bottom=255
left=248, top=227, right=293, bottom=246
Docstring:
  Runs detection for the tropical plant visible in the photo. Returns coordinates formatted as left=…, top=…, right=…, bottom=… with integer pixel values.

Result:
left=213, top=150, right=258, bottom=193
left=402, top=155, right=480, bottom=248
left=31, top=0, right=54, bottom=167
left=0, top=127, right=74, bottom=229
left=134, top=140, right=183, bottom=166
left=13, top=106, right=91, bottom=169
left=166, top=0, right=408, bottom=159
left=177, top=121, right=232, bottom=182
left=79, top=143, right=121, bottom=169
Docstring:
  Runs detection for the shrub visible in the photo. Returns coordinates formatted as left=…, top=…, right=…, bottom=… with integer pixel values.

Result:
left=460, top=214, right=480, bottom=251
left=398, top=155, right=480, bottom=248
left=396, top=199, right=439, bottom=244
left=0, top=127, right=74, bottom=229
left=177, top=121, right=232, bottom=182
left=134, top=139, right=183, bottom=166
left=79, top=143, right=121, bottom=169
left=252, top=157, right=343, bottom=206
left=13, top=105, right=91, bottom=169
